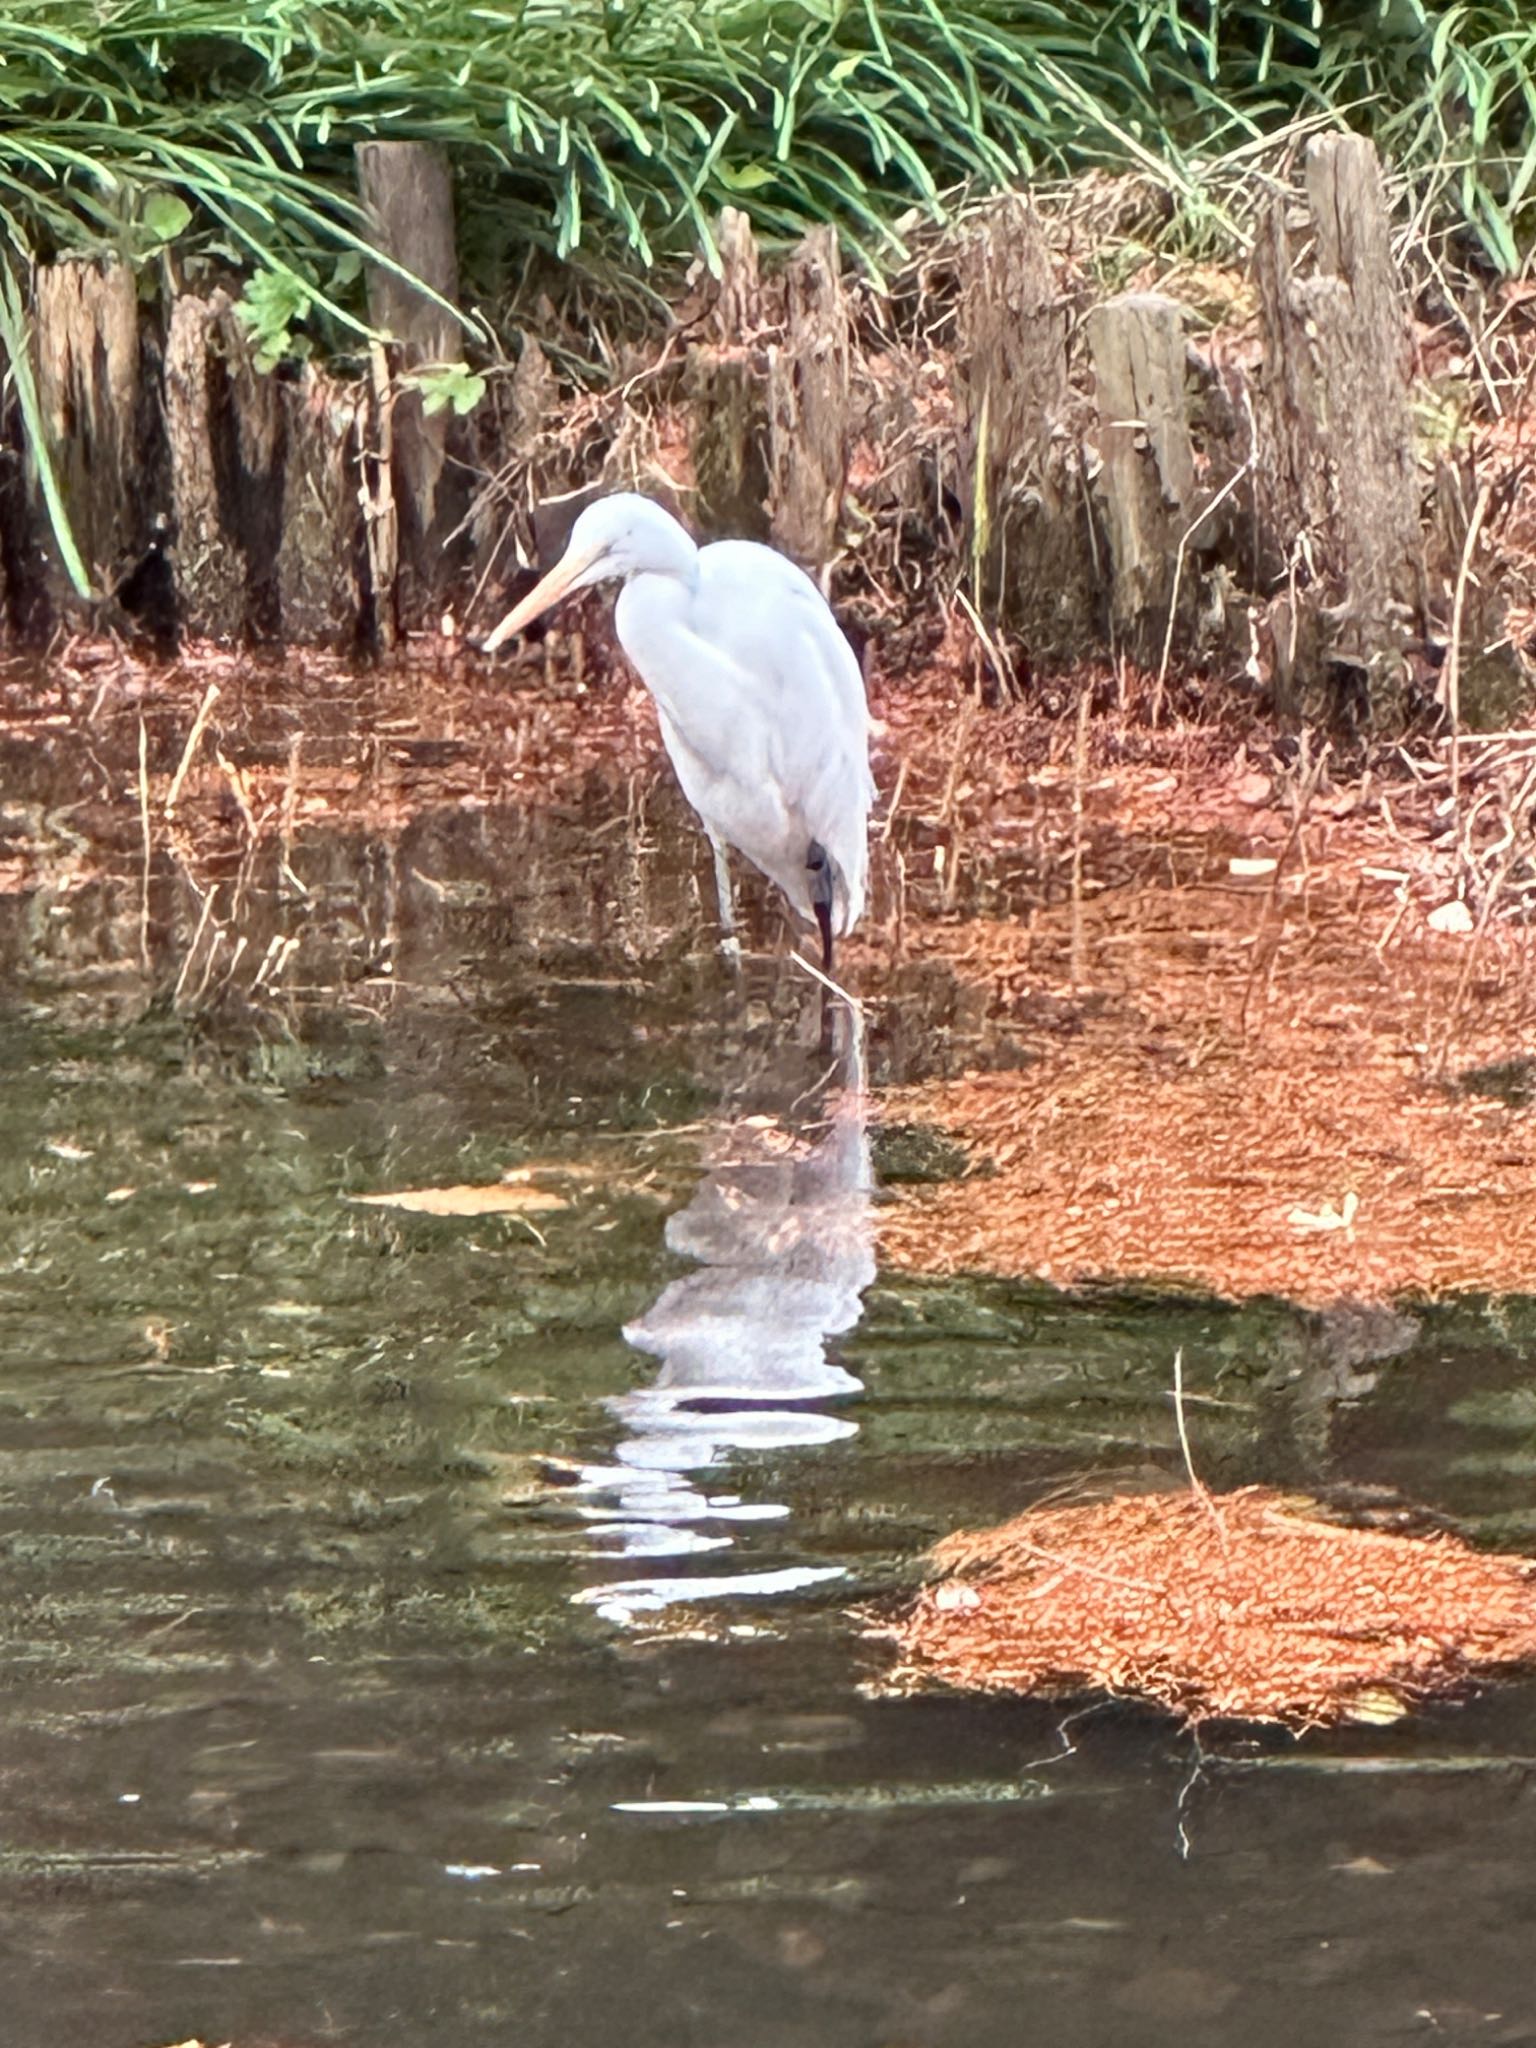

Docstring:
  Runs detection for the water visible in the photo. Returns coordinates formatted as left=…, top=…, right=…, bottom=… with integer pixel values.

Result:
left=4, top=706, right=1536, bottom=2046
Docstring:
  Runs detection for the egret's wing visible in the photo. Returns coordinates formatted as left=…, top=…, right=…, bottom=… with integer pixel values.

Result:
left=697, top=544, right=870, bottom=759
left=692, top=545, right=875, bottom=924
left=765, top=595, right=874, bottom=925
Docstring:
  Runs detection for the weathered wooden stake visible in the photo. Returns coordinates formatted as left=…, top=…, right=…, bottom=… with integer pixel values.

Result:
left=1087, top=293, right=1200, bottom=663
left=164, top=292, right=261, bottom=641
left=767, top=225, right=850, bottom=571
left=953, top=197, right=1088, bottom=662
left=275, top=370, right=366, bottom=646
left=32, top=258, right=145, bottom=595
left=686, top=208, right=771, bottom=539
left=361, top=341, right=399, bottom=650
left=164, top=293, right=362, bottom=647
left=356, top=140, right=467, bottom=627
left=1256, top=133, right=1425, bottom=727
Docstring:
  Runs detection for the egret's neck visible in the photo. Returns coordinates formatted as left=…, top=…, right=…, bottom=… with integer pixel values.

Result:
left=615, top=567, right=694, bottom=698
left=610, top=502, right=703, bottom=714
left=628, top=501, right=700, bottom=590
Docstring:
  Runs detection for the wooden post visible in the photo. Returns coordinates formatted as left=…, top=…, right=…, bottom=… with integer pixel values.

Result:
left=953, top=196, right=1091, bottom=661
left=165, top=292, right=363, bottom=647
left=164, top=293, right=256, bottom=642
left=767, top=225, right=850, bottom=571
left=1087, top=293, right=1200, bottom=662
left=713, top=206, right=761, bottom=339
left=1255, top=133, right=1425, bottom=728
left=686, top=208, right=771, bottom=540
left=166, top=290, right=285, bottom=641
left=355, top=141, right=467, bottom=629
left=275, top=369, right=366, bottom=646
left=32, top=258, right=154, bottom=601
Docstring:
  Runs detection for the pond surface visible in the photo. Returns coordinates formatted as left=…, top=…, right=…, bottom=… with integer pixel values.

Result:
left=3, top=733, right=1536, bottom=2048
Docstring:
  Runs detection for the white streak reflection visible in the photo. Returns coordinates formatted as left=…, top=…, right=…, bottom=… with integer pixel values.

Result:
left=573, top=1563, right=849, bottom=1626
left=569, top=1012, right=872, bottom=1615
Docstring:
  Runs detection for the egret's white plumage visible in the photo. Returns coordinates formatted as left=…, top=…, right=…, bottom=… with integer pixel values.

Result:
left=481, top=494, right=875, bottom=959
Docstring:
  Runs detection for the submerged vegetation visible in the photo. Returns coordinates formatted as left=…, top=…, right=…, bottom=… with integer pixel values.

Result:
left=0, top=0, right=1532, bottom=328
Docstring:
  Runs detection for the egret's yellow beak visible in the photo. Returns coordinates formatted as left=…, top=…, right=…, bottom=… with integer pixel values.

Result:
left=479, top=541, right=602, bottom=654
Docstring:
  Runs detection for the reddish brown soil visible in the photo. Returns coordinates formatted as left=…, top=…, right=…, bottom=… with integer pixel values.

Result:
left=859, top=690, right=1536, bottom=1304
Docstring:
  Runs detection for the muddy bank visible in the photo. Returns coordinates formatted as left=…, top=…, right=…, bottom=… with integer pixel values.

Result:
left=5, top=640, right=1536, bottom=1305
left=874, top=720, right=1536, bottom=1305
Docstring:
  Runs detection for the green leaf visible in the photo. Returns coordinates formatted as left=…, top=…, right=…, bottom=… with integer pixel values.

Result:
left=140, top=189, right=192, bottom=246
left=410, top=361, right=487, bottom=418
left=714, top=160, right=778, bottom=194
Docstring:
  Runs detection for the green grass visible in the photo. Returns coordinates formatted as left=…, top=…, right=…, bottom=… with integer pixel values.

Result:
left=2, top=3, right=1532, bottom=301
left=0, top=3, right=1532, bottom=589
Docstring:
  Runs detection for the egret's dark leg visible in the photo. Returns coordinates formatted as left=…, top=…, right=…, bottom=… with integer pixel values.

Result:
left=806, top=839, right=835, bottom=976
left=817, top=981, right=835, bottom=1058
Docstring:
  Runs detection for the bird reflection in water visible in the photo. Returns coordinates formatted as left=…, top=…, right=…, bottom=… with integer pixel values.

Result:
left=568, top=1007, right=872, bottom=1622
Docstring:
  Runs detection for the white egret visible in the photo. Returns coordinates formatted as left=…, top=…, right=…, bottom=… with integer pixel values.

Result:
left=479, top=493, right=875, bottom=971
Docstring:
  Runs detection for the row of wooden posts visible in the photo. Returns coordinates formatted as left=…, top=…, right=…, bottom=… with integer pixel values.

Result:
left=12, top=143, right=470, bottom=653
left=1, top=134, right=1484, bottom=730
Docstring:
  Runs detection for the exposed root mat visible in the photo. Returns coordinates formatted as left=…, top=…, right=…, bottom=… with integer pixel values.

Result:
left=870, top=1486, right=1536, bottom=1730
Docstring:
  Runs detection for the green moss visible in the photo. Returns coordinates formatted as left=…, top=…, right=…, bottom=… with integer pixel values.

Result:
left=870, top=1123, right=976, bottom=1185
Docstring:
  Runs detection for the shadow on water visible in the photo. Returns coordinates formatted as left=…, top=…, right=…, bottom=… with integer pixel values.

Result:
left=3, top=701, right=1536, bottom=2046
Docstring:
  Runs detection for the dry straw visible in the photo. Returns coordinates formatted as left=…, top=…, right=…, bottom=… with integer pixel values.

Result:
left=869, top=1486, right=1536, bottom=1731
